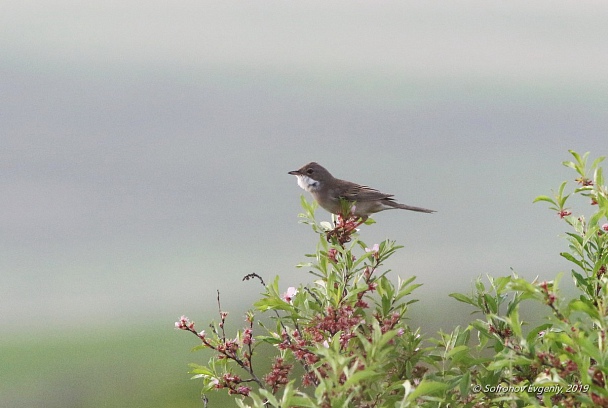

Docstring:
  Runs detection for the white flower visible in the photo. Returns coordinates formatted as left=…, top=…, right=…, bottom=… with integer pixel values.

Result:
left=365, top=244, right=380, bottom=253
left=281, top=287, right=298, bottom=303
left=319, top=221, right=333, bottom=231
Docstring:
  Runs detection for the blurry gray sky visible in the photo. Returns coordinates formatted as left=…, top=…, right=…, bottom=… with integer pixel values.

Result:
left=1, top=1, right=607, bottom=331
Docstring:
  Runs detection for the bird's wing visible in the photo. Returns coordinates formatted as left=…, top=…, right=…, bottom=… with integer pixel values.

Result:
left=338, top=181, right=393, bottom=202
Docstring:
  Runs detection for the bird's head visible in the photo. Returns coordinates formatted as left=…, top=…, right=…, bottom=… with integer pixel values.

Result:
left=288, top=162, right=333, bottom=192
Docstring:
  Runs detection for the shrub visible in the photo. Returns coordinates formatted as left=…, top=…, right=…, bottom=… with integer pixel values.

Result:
left=177, top=150, right=608, bottom=407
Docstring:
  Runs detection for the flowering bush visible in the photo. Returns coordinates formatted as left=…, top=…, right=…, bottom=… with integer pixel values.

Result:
left=428, top=150, right=608, bottom=407
left=177, top=151, right=608, bottom=407
left=176, top=195, right=438, bottom=407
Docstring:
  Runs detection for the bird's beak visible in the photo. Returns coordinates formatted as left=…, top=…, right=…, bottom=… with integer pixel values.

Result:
left=288, top=170, right=301, bottom=175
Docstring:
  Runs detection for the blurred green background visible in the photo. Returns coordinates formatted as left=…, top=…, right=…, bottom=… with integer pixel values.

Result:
left=2, top=326, right=205, bottom=407
left=1, top=1, right=607, bottom=406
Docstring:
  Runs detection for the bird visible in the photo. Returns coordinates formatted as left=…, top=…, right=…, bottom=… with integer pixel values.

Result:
left=288, top=162, right=435, bottom=221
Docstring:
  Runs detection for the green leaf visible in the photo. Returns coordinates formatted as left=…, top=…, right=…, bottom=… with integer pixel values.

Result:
left=569, top=299, right=601, bottom=321
left=257, top=388, right=280, bottom=407
left=256, top=335, right=282, bottom=345
left=406, top=380, right=448, bottom=401
left=526, top=323, right=552, bottom=345
left=449, top=293, right=477, bottom=306
left=577, top=336, right=603, bottom=363
left=571, top=269, right=590, bottom=291
left=533, top=195, right=557, bottom=205
left=188, top=364, right=213, bottom=376
left=595, top=166, right=604, bottom=186
left=561, top=252, right=584, bottom=269
left=590, top=209, right=607, bottom=229
left=287, top=397, right=316, bottom=408
left=506, top=278, right=540, bottom=296
left=343, top=369, right=383, bottom=387
left=396, top=283, right=422, bottom=300
left=296, top=262, right=312, bottom=268
left=470, top=320, right=491, bottom=337
left=558, top=180, right=568, bottom=198
left=190, top=344, right=208, bottom=352
left=507, top=306, right=523, bottom=338
left=543, top=331, right=575, bottom=347
left=569, top=150, right=583, bottom=164
left=363, top=217, right=376, bottom=225
left=591, top=155, right=606, bottom=169
left=483, top=293, right=498, bottom=314
left=459, top=371, right=471, bottom=396
left=487, top=356, right=532, bottom=370
left=474, top=278, right=486, bottom=292
left=446, top=345, right=469, bottom=358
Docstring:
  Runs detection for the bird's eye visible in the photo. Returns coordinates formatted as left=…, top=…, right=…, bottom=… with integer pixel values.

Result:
left=306, top=168, right=314, bottom=175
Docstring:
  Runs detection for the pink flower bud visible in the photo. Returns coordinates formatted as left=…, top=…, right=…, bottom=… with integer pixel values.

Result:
left=327, top=248, right=338, bottom=263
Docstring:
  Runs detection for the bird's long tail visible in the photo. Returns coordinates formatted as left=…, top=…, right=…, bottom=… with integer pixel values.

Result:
left=385, top=201, right=436, bottom=213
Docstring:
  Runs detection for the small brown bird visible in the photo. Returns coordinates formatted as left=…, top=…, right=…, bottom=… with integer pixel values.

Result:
left=288, top=162, right=435, bottom=220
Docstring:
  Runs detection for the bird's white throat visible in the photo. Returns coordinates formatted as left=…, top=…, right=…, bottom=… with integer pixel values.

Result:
left=296, top=175, right=320, bottom=192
